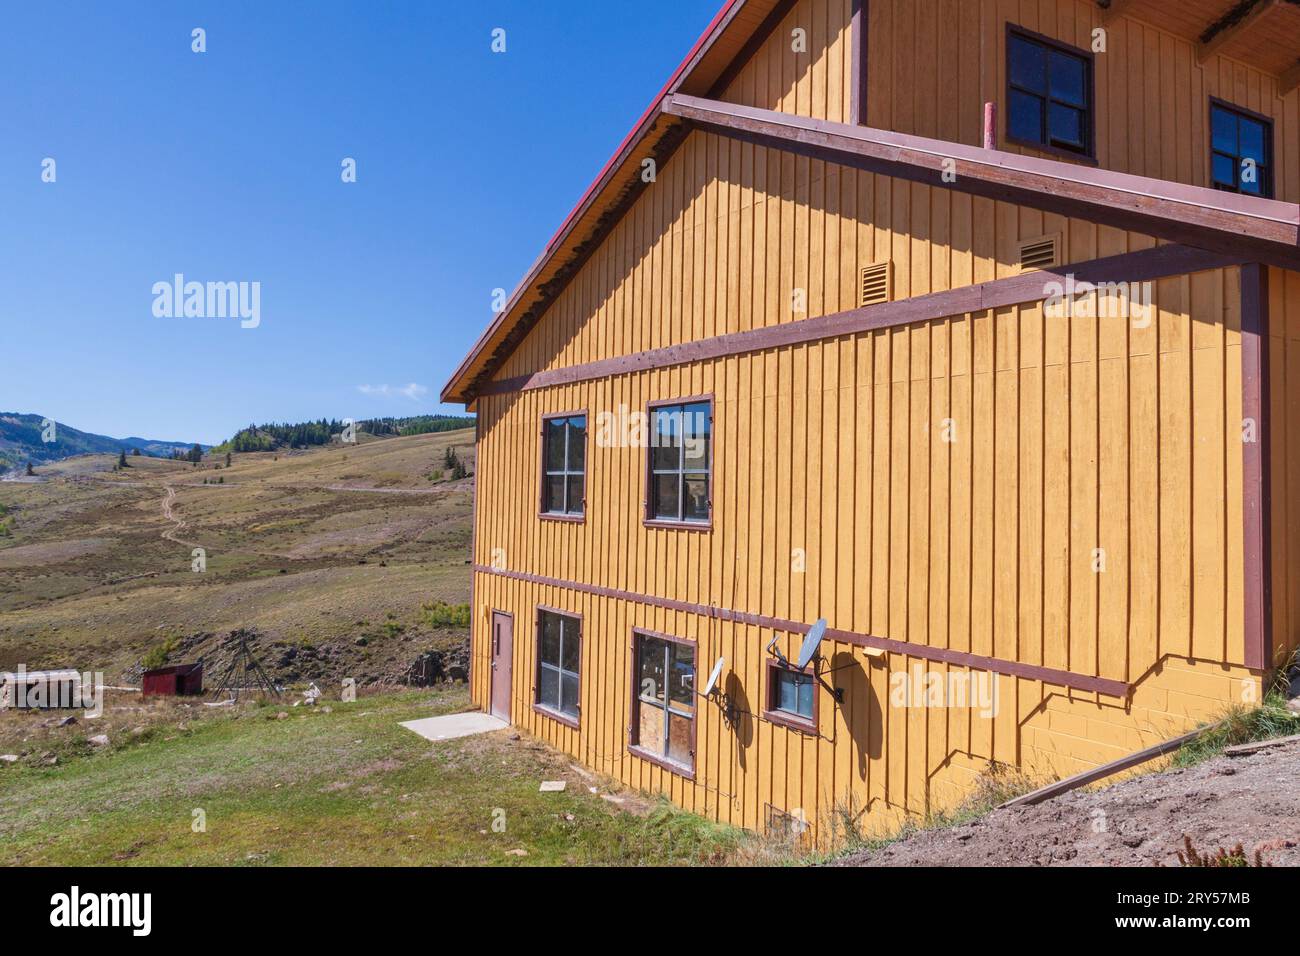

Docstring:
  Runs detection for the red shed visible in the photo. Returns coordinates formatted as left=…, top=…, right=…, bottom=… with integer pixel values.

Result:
left=141, top=663, right=204, bottom=698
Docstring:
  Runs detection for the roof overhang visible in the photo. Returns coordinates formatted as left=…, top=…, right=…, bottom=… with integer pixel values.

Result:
left=1102, top=0, right=1300, bottom=77
left=445, top=0, right=1300, bottom=406
left=441, top=0, right=797, bottom=405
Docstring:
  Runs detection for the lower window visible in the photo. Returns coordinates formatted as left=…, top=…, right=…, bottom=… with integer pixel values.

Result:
left=630, top=632, right=696, bottom=772
left=535, top=609, right=580, bottom=722
left=764, top=660, right=817, bottom=733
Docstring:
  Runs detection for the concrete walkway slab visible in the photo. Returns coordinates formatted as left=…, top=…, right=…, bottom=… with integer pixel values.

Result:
left=400, top=711, right=508, bottom=742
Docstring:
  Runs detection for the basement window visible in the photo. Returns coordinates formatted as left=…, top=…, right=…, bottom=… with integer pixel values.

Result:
left=535, top=608, right=580, bottom=725
left=1210, top=100, right=1273, bottom=198
left=1005, top=27, right=1093, bottom=158
left=646, top=398, right=712, bottom=527
left=764, top=659, right=818, bottom=734
left=540, top=413, right=586, bottom=518
left=629, top=631, right=696, bottom=776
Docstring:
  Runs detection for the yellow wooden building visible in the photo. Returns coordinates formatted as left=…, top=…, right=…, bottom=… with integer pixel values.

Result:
left=443, top=0, right=1300, bottom=838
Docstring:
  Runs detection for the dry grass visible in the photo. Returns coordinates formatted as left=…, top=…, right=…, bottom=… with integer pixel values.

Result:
left=0, top=688, right=755, bottom=867
left=0, top=432, right=474, bottom=683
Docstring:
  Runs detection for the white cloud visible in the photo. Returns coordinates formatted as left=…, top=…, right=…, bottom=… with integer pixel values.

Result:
left=357, top=383, right=429, bottom=401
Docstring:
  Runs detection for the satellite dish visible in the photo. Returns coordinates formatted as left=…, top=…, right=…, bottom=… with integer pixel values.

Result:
left=702, top=656, right=725, bottom=696
left=796, top=619, right=828, bottom=670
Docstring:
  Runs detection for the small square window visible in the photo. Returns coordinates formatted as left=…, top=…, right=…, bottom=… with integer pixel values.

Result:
left=764, top=660, right=818, bottom=733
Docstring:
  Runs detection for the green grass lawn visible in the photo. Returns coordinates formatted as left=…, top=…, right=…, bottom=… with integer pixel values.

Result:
left=0, top=688, right=752, bottom=866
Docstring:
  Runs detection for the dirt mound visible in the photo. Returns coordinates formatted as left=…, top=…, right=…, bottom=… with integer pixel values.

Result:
left=838, top=739, right=1300, bottom=867
left=141, top=628, right=470, bottom=689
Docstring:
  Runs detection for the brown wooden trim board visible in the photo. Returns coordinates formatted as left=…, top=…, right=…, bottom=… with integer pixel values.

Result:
left=849, top=0, right=868, bottom=126
left=662, top=95, right=1300, bottom=272
left=473, top=564, right=1131, bottom=698
left=477, top=243, right=1241, bottom=398
left=1242, top=262, right=1272, bottom=671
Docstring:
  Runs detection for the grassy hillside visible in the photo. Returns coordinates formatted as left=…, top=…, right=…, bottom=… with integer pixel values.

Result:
left=0, top=413, right=206, bottom=469
left=0, top=430, right=476, bottom=684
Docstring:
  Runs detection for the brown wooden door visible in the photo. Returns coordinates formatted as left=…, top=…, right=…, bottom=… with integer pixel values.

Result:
left=489, top=611, right=513, bottom=722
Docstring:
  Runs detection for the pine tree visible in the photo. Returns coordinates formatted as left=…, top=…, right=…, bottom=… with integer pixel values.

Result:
left=25, top=462, right=34, bottom=477
left=225, top=451, right=232, bottom=467
left=118, top=450, right=129, bottom=468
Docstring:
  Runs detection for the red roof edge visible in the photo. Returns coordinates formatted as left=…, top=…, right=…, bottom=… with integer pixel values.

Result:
left=442, top=0, right=746, bottom=404
left=538, top=0, right=743, bottom=260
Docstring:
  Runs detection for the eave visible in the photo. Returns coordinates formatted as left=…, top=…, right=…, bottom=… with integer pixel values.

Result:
left=445, top=1, right=1300, bottom=406
left=1100, top=0, right=1300, bottom=75
left=441, top=0, right=796, bottom=405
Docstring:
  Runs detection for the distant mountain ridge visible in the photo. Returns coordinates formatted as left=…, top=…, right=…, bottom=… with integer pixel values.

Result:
left=0, top=413, right=210, bottom=469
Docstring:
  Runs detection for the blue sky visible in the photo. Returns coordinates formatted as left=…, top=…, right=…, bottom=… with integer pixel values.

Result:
left=0, top=0, right=721, bottom=444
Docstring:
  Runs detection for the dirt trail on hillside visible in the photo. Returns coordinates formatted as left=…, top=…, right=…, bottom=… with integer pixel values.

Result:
left=159, top=484, right=200, bottom=549
left=838, top=739, right=1300, bottom=866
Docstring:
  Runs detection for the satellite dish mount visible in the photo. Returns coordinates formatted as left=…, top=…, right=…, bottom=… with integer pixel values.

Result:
left=766, top=619, right=844, bottom=704
left=698, top=656, right=739, bottom=728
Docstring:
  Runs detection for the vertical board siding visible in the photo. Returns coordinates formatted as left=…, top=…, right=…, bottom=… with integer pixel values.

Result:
left=496, top=130, right=1177, bottom=384
left=714, top=0, right=1298, bottom=204
left=470, top=265, right=1248, bottom=834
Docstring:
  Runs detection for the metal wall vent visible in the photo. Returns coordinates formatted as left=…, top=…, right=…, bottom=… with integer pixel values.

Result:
left=1018, top=234, right=1060, bottom=271
left=859, top=260, right=893, bottom=307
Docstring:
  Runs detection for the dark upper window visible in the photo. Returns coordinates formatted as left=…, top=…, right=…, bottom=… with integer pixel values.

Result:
left=536, top=609, right=580, bottom=721
left=1211, top=102, right=1273, bottom=198
left=630, top=632, right=695, bottom=772
left=1006, top=28, right=1092, bottom=156
left=647, top=400, right=711, bottom=524
left=541, top=414, right=585, bottom=516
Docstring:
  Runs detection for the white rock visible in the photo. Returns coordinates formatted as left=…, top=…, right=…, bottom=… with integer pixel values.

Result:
left=88, top=734, right=110, bottom=747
